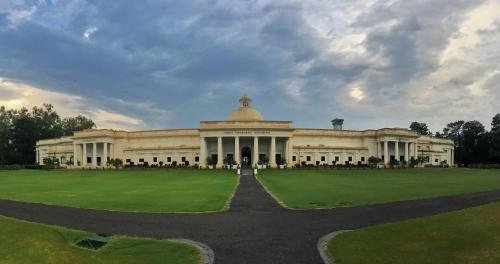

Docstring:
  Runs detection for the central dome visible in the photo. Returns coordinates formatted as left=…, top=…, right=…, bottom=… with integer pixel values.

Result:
left=228, top=95, right=264, bottom=121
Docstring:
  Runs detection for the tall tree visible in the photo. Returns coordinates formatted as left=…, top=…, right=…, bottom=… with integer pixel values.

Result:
left=61, top=115, right=96, bottom=136
left=0, top=106, right=12, bottom=164
left=9, top=108, right=38, bottom=164
left=32, top=104, right=62, bottom=139
left=490, top=114, right=500, bottom=163
left=442, top=120, right=465, bottom=164
left=409, top=122, right=431, bottom=136
left=461, top=120, right=488, bottom=164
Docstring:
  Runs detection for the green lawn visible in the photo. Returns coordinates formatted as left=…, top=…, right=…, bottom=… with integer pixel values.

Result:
left=258, top=168, right=500, bottom=209
left=328, top=201, right=500, bottom=264
left=0, top=215, right=200, bottom=264
left=0, top=169, right=237, bottom=212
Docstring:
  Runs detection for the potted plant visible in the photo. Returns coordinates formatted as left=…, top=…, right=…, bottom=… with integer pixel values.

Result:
left=206, top=157, right=214, bottom=169
left=279, top=158, right=286, bottom=169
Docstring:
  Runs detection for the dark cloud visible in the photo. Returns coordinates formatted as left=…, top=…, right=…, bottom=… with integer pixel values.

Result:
left=0, top=0, right=498, bottom=131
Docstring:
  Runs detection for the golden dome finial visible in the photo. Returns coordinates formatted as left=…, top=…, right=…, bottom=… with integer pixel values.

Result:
left=239, top=95, right=252, bottom=107
left=228, top=95, right=263, bottom=121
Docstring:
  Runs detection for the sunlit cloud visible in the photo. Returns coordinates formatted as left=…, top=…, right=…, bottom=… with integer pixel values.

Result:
left=0, top=77, right=145, bottom=130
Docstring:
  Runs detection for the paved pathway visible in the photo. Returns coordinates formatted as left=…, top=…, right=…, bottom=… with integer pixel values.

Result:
left=1, top=169, right=500, bottom=263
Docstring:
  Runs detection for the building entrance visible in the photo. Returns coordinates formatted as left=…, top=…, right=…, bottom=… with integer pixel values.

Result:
left=241, top=146, right=251, bottom=166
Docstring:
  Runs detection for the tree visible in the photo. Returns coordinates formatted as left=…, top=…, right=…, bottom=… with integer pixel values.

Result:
left=490, top=114, right=500, bottom=163
left=10, top=108, right=38, bottom=164
left=61, top=115, right=95, bottom=136
left=442, top=120, right=465, bottom=164
left=461, top=120, right=488, bottom=165
left=409, top=122, right=431, bottom=136
left=0, top=104, right=95, bottom=165
left=492, top=114, right=500, bottom=132
left=0, top=106, right=12, bottom=164
left=32, top=104, right=62, bottom=139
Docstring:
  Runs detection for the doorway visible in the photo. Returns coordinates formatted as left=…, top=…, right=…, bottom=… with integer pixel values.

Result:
left=241, top=146, right=251, bottom=166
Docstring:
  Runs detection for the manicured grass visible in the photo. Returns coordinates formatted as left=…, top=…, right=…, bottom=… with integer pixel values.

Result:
left=327, top=201, right=500, bottom=264
left=0, top=169, right=237, bottom=212
left=0, top=215, right=200, bottom=264
left=258, top=168, right=500, bottom=208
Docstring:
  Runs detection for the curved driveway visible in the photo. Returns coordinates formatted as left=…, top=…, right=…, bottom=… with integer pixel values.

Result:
left=1, top=170, right=500, bottom=264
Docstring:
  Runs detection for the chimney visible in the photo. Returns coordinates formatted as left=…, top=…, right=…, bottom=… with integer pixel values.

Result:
left=331, top=118, right=344, bottom=130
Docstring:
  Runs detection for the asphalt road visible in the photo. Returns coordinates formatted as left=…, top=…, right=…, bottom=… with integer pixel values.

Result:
left=1, top=169, right=500, bottom=263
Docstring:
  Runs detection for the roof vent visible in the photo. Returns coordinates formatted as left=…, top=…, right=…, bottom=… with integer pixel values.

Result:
left=331, top=118, right=344, bottom=130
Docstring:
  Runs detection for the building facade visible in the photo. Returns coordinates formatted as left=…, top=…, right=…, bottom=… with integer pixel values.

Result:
left=36, top=96, right=454, bottom=168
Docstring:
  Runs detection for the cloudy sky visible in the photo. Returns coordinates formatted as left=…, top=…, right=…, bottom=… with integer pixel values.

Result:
left=0, top=0, right=499, bottom=132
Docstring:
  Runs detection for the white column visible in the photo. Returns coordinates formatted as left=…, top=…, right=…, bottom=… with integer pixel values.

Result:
left=288, top=138, right=293, bottom=165
left=414, top=142, right=418, bottom=158
left=73, top=144, right=78, bottom=166
left=103, top=143, right=108, bottom=166
left=285, top=138, right=290, bottom=164
left=404, top=142, right=409, bottom=162
left=253, top=136, right=259, bottom=166
left=377, top=141, right=382, bottom=159
left=384, top=141, right=389, bottom=165
left=217, top=137, right=223, bottom=168
left=270, top=136, right=276, bottom=168
left=395, top=141, right=399, bottom=162
left=82, top=143, right=87, bottom=166
left=200, top=137, right=207, bottom=167
left=234, top=137, right=240, bottom=165
left=92, top=142, right=97, bottom=166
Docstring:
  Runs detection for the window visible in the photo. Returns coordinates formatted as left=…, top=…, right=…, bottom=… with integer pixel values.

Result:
left=321, top=156, right=326, bottom=162
left=126, top=159, right=131, bottom=163
left=195, top=156, right=199, bottom=162
left=335, top=156, right=339, bottom=162
left=167, top=157, right=172, bottom=162
left=348, top=156, right=352, bottom=162
left=153, top=157, right=158, bottom=162
left=306, top=156, right=311, bottom=161
left=181, top=157, right=186, bottom=162
left=139, top=158, right=144, bottom=163
left=292, top=156, right=296, bottom=161
left=400, top=156, right=404, bottom=161
left=361, top=157, right=365, bottom=162
left=435, top=158, right=439, bottom=163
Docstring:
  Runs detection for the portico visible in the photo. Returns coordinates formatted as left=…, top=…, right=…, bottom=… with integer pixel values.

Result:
left=73, top=142, right=114, bottom=167
left=200, top=135, right=292, bottom=168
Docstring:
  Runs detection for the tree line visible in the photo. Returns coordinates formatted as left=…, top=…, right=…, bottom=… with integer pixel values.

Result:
left=410, top=113, right=500, bottom=165
left=0, top=104, right=95, bottom=165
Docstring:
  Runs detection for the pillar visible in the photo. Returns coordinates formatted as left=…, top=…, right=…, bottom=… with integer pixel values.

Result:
left=270, top=136, right=276, bottom=168
left=394, top=141, right=399, bottom=162
left=377, top=141, right=382, bottom=159
left=234, top=137, right=240, bottom=165
left=103, top=143, right=108, bottom=166
left=253, top=136, right=259, bottom=166
left=200, top=137, right=207, bottom=167
left=414, top=142, right=418, bottom=159
left=384, top=141, right=389, bottom=165
left=404, top=142, right=409, bottom=162
left=92, top=142, right=97, bottom=166
left=217, top=137, right=223, bottom=168
left=73, top=144, right=78, bottom=166
left=288, top=138, right=293, bottom=165
left=285, top=138, right=290, bottom=165
left=82, top=143, right=87, bottom=166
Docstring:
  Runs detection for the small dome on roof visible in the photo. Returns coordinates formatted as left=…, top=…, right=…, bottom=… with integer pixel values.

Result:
left=228, top=95, right=264, bottom=121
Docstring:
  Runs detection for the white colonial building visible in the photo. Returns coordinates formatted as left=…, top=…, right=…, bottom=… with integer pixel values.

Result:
left=36, top=96, right=454, bottom=168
